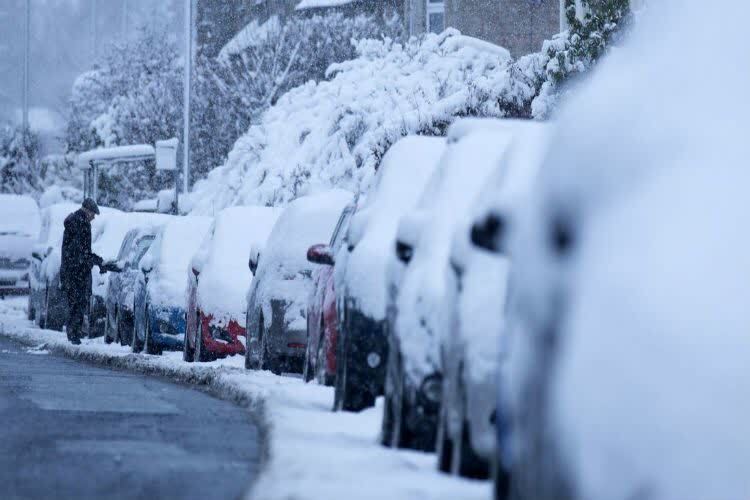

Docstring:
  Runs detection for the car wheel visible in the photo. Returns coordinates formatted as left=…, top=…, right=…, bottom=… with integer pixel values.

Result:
left=183, top=312, right=195, bottom=362
left=302, top=316, right=315, bottom=383
left=144, top=308, right=161, bottom=355
left=451, top=377, right=490, bottom=479
left=492, top=455, right=512, bottom=500
left=436, top=405, right=453, bottom=473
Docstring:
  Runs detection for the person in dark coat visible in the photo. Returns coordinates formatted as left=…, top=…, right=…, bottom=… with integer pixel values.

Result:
left=60, top=198, right=103, bottom=344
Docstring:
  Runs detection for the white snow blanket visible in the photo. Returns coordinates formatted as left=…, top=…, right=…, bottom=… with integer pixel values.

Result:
left=0, top=297, right=489, bottom=500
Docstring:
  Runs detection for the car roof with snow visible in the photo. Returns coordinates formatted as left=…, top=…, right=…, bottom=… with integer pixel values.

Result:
left=0, top=194, right=41, bottom=238
left=339, top=135, right=446, bottom=320
left=194, top=206, right=283, bottom=321
left=92, top=211, right=171, bottom=261
left=143, top=215, right=213, bottom=309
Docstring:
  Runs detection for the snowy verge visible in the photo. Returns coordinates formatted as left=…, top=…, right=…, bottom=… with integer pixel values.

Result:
left=0, top=298, right=489, bottom=500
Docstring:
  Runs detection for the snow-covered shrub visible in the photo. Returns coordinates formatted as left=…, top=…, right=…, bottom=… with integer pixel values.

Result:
left=0, top=124, right=44, bottom=195
left=189, top=30, right=536, bottom=213
left=531, top=0, right=632, bottom=119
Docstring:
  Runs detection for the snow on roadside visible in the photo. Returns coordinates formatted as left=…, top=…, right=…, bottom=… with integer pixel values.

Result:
left=0, top=297, right=489, bottom=500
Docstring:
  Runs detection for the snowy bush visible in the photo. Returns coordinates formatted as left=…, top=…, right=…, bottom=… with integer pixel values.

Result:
left=0, top=124, right=44, bottom=195
left=189, top=30, right=538, bottom=213
left=531, top=0, right=633, bottom=119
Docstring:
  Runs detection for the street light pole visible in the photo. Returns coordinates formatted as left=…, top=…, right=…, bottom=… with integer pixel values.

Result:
left=182, top=0, right=192, bottom=195
left=22, top=0, right=30, bottom=133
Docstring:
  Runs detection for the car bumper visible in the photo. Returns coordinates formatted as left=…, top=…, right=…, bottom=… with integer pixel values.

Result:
left=0, top=269, right=30, bottom=294
left=150, top=307, right=187, bottom=350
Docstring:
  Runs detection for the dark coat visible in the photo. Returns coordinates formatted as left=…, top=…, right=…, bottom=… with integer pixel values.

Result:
left=60, top=208, right=102, bottom=295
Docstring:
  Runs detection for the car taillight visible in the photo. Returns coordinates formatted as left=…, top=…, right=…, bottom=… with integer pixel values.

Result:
left=287, top=343, right=305, bottom=349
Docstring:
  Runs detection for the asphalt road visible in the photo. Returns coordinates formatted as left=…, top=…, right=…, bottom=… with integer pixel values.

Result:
left=0, top=335, right=261, bottom=500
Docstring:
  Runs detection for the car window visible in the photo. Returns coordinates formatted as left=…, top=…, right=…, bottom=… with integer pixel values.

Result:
left=329, top=204, right=355, bottom=252
left=116, top=232, right=137, bottom=261
left=131, top=235, right=155, bottom=265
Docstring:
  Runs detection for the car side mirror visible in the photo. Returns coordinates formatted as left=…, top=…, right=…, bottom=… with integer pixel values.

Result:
left=248, top=246, right=261, bottom=276
left=395, top=241, right=413, bottom=264
left=307, top=244, right=334, bottom=266
left=32, top=251, right=43, bottom=261
left=471, top=213, right=504, bottom=253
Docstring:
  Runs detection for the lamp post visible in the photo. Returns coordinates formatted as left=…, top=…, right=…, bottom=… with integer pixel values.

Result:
left=22, top=0, right=30, bottom=133
left=182, top=0, right=192, bottom=196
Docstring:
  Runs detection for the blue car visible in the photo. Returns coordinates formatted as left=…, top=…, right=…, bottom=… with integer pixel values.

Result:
left=132, top=215, right=213, bottom=355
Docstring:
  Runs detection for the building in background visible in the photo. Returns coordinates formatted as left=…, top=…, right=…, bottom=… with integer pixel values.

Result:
left=405, top=0, right=562, bottom=56
left=295, top=0, right=403, bottom=18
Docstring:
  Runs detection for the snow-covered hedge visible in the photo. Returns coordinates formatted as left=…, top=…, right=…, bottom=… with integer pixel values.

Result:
left=189, top=30, right=539, bottom=213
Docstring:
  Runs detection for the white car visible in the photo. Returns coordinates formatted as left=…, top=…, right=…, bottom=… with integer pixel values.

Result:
left=245, top=190, right=352, bottom=374
left=500, top=3, right=750, bottom=500
left=333, top=135, right=445, bottom=412
left=438, top=120, right=550, bottom=480
left=382, top=119, right=515, bottom=452
left=0, top=194, right=40, bottom=298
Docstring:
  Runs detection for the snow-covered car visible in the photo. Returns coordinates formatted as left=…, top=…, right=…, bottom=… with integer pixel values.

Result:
left=104, top=226, right=161, bottom=346
left=332, top=136, right=445, bottom=412
left=185, top=206, right=281, bottom=362
left=303, top=201, right=356, bottom=386
left=436, top=121, right=550, bottom=481
left=89, top=211, right=171, bottom=338
left=132, top=215, right=213, bottom=355
left=245, top=190, right=353, bottom=374
left=28, top=202, right=77, bottom=327
left=382, top=119, right=516, bottom=452
left=0, top=194, right=40, bottom=297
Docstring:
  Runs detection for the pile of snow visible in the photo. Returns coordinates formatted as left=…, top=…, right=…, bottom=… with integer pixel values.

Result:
left=335, top=135, right=445, bottom=321
left=91, top=211, right=170, bottom=298
left=250, top=190, right=352, bottom=331
left=193, top=206, right=283, bottom=323
left=395, top=120, right=516, bottom=381
left=189, top=30, right=534, bottom=213
left=142, top=215, right=213, bottom=310
left=0, top=296, right=489, bottom=500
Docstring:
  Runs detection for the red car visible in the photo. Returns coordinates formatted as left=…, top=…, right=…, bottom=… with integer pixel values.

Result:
left=303, top=203, right=356, bottom=385
left=184, top=206, right=281, bottom=362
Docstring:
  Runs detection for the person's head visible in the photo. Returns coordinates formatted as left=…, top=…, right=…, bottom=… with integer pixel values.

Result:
left=81, top=198, right=100, bottom=221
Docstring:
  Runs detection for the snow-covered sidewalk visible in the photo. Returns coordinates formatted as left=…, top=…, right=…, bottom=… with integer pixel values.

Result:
left=0, top=297, right=489, bottom=500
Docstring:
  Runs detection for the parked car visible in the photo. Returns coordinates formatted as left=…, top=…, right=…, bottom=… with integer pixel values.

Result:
left=28, top=202, right=77, bottom=327
left=303, top=201, right=356, bottom=386
left=185, top=206, right=281, bottom=362
left=245, top=190, right=353, bottom=374
left=437, top=121, right=550, bottom=482
left=89, top=212, right=170, bottom=338
left=332, top=136, right=445, bottom=412
left=0, top=194, right=40, bottom=298
left=382, top=119, right=516, bottom=452
left=132, top=215, right=213, bottom=354
left=104, top=226, right=161, bottom=345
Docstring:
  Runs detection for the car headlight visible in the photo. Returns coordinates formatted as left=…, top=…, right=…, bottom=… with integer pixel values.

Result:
left=420, top=373, right=442, bottom=407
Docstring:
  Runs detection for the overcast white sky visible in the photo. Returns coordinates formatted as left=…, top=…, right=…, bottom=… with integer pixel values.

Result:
left=0, top=0, right=183, bottom=126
